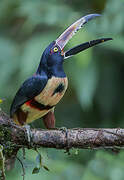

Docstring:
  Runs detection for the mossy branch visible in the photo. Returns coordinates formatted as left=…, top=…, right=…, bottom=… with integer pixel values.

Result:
left=0, top=110, right=124, bottom=171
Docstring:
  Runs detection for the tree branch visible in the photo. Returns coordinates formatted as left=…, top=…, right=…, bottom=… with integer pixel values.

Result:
left=0, top=110, right=124, bottom=149
left=0, top=110, right=124, bottom=170
left=31, top=128, right=124, bottom=150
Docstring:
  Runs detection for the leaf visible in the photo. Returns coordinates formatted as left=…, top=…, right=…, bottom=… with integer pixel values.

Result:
left=0, top=99, right=3, bottom=104
left=33, top=150, right=50, bottom=174
left=0, top=145, right=3, bottom=152
left=32, top=167, right=40, bottom=174
left=36, top=153, right=42, bottom=168
left=75, top=149, right=79, bottom=155
left=43, top=165, right=50, bottom=172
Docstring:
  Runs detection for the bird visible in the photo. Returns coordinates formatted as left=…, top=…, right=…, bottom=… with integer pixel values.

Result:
left=10, top=14, right=112, bottom=129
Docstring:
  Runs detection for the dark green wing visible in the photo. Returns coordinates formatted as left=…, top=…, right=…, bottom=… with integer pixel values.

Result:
left=10, top=75, right=48, bottom=117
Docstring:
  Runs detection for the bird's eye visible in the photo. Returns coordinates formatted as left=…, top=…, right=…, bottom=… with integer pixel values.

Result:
left=53, top=47, right=58, bottom=52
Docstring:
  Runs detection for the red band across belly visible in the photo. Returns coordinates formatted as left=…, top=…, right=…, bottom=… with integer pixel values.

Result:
left=25, top=99, right=54, bottom=111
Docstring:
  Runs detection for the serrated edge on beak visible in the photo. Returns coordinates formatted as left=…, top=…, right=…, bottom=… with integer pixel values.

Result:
left=56, top=14, right=101, bottom=50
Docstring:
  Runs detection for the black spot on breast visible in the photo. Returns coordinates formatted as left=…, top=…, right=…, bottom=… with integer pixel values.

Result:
left=52, top=83, right=65, bottom=96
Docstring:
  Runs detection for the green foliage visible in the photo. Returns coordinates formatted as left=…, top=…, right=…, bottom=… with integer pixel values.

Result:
left=82, top=151, right=124, bottom=180
left=32, top=150, right=49, bottom=174
left=6, top=149, right=124, bottom=180
left=0, top=145, right=5, bottom=179
left=0, top=0, right=124, bottom=179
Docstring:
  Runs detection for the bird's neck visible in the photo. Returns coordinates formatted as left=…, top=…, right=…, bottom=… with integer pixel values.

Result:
left=47, top=64, right=66, bottom=78
left=36, top=58, right=66, bottom=78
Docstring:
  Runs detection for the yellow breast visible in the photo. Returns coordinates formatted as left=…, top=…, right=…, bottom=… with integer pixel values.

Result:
left=19, top=76, right=68, bottom=125
left=35, top=76, right=68, bottom=106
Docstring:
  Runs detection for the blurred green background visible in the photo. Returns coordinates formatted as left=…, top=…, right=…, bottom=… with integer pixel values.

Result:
left=1, top=0, right=124, bottom=179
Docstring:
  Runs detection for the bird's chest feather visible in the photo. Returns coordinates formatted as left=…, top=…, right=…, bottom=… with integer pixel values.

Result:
left=35, top=76, right=68, bottom=106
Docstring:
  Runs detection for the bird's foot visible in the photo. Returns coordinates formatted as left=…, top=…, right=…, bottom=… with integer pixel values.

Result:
left=60, top=127, right=68, bottom=135
left=60, top=127, right=71, bottom=155
left=24, top=125, right=32, bottom=146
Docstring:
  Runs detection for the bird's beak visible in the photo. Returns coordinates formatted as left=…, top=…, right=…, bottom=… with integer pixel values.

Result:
left=55, top=14, right=112, bottom=59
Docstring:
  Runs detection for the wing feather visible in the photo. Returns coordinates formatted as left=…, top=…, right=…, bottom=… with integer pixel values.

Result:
left=10, top=75, right=47, bottom=117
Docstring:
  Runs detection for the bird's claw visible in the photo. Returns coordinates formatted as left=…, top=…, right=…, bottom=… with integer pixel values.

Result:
left=60, top=127, right=70, bottom=155
left=60, top=127, right=68, bottom=135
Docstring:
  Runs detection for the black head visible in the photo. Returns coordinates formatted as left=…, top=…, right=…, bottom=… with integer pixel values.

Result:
left=37, top=41, right=65, bottom=78
left=45, top=41, right=64, bottom=67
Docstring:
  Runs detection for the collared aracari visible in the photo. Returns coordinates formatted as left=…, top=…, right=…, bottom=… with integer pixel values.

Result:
left=10, top=14, right=112, bottom=128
